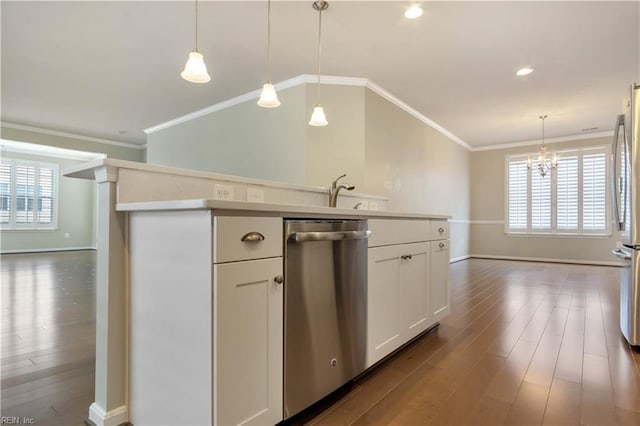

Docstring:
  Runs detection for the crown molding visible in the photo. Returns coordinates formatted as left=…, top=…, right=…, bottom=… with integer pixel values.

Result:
left=144, top=74, right=473, bottom=152
left=364, top=80, right=471, bottom=151
left=0, top=138, right=106, bottom=161
left=144, top=74, right=370, bottom=135
left=471, top=130, right=614, bottom=152
left=1, top=122, right=146, bottom=150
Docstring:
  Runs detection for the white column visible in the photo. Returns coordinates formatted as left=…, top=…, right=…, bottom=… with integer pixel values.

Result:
left=88, top=165, right=129, bottom=426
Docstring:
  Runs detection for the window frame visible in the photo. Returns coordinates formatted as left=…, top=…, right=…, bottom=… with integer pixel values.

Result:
left=0, top=159, right=59, bottom=231
left=504, top=145, right=610, bottom=237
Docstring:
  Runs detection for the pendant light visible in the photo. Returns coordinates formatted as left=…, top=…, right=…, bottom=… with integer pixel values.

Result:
left=528, top=115, right=558, bottom=177
left=257, top=0, right=281, bottom=108
left=308, top=1, right=329, bottom=126
left=181, top=0, right=211, bottom=83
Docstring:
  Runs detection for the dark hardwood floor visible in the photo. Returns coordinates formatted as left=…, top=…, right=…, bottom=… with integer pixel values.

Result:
left=300, top=259, right=640, bottom=426
left=2, top=252, right=639, bottom=425
left=1, top=251, right=96, bottom=426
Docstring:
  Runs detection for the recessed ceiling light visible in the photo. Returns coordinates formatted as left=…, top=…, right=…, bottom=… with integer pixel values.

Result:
left=516, top=67, right=534, bottom=76
left=404, top=5, right=423, bottom=19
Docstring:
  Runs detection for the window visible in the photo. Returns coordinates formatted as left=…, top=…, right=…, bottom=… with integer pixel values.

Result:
left=0, top=160, right=58, bottom=230
left=506, top=146, right=608, bottom=235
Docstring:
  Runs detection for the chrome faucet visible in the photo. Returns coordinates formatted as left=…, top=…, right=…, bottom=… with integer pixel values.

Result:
left=329, top=174, right=355, bottom=207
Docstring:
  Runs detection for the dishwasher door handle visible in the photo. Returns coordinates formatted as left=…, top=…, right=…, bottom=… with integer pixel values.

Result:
left=290, top=230, right=372, bottom=243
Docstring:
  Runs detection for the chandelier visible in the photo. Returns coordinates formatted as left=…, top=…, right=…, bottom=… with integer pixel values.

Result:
left=528, top=114, right=558, bottom=177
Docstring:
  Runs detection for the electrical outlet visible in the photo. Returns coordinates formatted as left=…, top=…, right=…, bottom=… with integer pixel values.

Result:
left=214, top=184, right=234, bottom=200
left=246, top=187, right=264, bottom=203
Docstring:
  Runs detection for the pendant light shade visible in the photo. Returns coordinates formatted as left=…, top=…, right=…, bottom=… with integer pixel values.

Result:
left=258, top=83, right=281, bottom=108
left=181, top=51, right=211, bottom=83
left=182, top=0, right=211, bottom=83
left=258, top=0, right=280, bottom=108
left=309, top=105, right=328, bottom=126
left=309, top=1, right=329, bottom=126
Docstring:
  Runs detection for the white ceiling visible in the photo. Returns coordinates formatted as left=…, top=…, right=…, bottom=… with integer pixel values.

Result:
left=1, top=1, right=638, bottom=148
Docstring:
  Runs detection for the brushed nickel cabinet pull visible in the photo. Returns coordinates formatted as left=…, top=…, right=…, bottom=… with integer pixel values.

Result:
left=274, top=275, right=284, bottom=284
left=241, top=231, right=265, bottom=242
left=438, top=227, right=445, bottom=234
left=439, top=242, right=445, bottom=249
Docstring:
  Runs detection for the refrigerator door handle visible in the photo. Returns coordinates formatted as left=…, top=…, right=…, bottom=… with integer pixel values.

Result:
left=612, top=248, right=632, bottom=261
left=612, top=114, right=626, bottom=231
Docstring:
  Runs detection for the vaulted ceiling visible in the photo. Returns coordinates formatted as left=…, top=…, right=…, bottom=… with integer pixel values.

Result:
left=1, top=1, right=638, bottom=148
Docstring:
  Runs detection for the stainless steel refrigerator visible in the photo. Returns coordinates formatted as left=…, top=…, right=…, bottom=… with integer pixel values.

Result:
left=611, top=83, right=640, bottom=346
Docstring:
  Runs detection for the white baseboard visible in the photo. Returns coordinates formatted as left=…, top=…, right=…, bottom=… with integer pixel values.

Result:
left=0, top=246, right=96, bottom=254
left=469, top=253, right=623, bottom=267
left=450, top=255, right=471, bottom=263
left=89, top=403, right=128, bottom=426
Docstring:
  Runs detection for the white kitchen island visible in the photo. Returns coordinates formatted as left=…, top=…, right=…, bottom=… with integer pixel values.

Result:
left=117, top=199, right=450, bottom=426
left=63, top=159, right=449, bottom=426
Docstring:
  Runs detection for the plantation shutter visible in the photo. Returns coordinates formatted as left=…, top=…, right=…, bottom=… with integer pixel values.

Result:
left=556, top=156, right=578, bottom=230
left=531, top=171, right=551, bottom=229
left=508, top=160, right=528, bottom=229
left=15, top=165, right=36, bottom=224
left=37, top=167, right=55, bottom=224
left=583, top=152, right=607, bottom=230
left=0, top=163, right=11, bottom=224
left=505, top=146, right=608, bottom=236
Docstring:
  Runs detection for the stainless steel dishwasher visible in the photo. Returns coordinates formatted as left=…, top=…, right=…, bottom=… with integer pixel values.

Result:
left=283, top=219, right=370, bottom=419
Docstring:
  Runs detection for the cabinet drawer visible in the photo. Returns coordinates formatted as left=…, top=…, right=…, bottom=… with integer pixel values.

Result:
left=368, top=219, right=429, bottom=247
left=431, top=239, right=449, bottom=252
left=214, top=216, right=283, bottom=263
left=430, top=220, right=449, bottom=240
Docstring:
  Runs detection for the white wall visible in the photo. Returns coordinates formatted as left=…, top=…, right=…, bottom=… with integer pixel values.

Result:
left=145, top=81, right=472, bottom=260
left=470, top=136, right=618, bottom=264
left=0, top=125, right=144, bottom=252
left=364, top=89, right=471, bottom=260
left=146, top=85, right=307, bottom=184
left=1, top=124, right=145, bottom=162
left=0, top=151, right=96, bottom=252
left=304, top=84, right=366, bottom=190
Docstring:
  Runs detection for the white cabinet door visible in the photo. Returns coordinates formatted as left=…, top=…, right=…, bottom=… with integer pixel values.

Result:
left=215, top=257, right=283, bottom=426
left=367, top=244, right=403, bottom=367
left=367, top=242, right=430, bottom=367
left=430, top=240, right=450, bottom=322
left=399, top=242, right=430, bottom=342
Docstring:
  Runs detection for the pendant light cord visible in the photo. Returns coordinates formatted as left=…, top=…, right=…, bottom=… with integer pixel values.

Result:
left=266, top=0, right=272, bottom=82
left=316, top=3, right=323, bottom=104
left=194, top=0, right=199, bottom=51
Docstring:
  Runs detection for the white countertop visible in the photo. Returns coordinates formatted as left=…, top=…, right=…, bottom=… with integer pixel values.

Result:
left=116, top=199, right=450, bottom=221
